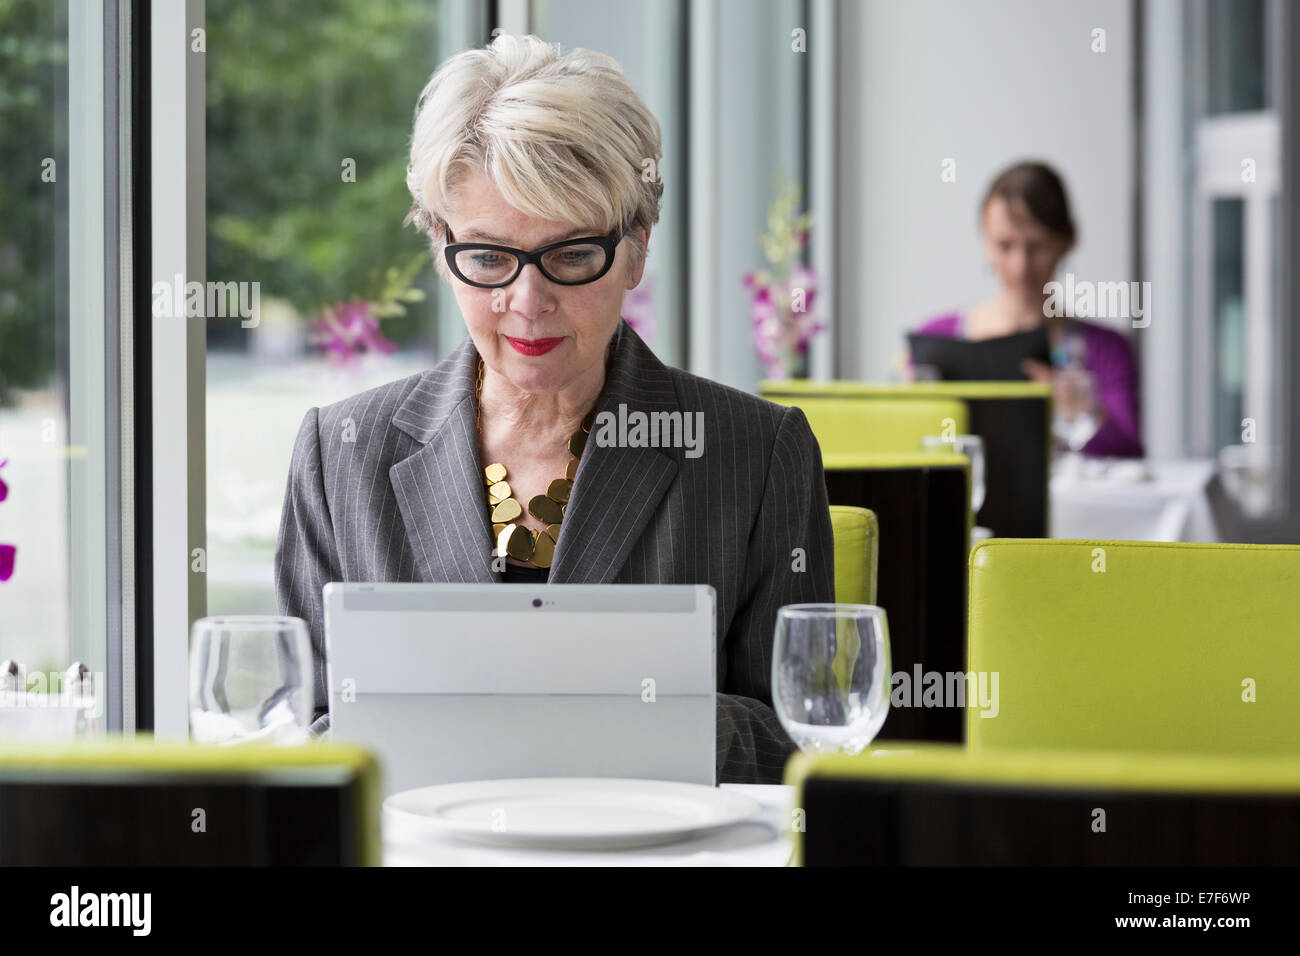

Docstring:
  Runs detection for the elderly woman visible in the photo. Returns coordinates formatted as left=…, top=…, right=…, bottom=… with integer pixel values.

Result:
left=275, top=34, right=833, bottom=785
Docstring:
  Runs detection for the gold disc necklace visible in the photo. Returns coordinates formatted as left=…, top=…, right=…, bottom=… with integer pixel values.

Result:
left=476, top=356, right=594, bottom=569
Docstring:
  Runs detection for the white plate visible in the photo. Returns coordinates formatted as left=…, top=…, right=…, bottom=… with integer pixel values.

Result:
left=383, top=778, right=762, bottom=850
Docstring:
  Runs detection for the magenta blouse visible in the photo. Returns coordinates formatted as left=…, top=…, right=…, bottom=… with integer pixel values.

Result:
left=915, top=313, right=1144, bottom=458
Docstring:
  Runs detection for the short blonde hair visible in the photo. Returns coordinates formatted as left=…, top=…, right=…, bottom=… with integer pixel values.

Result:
left=405, top=34, right=664, bottom=278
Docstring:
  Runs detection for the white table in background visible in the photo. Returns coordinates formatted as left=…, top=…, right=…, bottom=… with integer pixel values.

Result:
left=1049, top=458, right=1231, bottom=542
left=382, top=783, right=795, bottom=867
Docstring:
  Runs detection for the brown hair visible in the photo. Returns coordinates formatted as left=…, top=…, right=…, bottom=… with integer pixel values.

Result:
left=981, top=161, right=1076, bottom=245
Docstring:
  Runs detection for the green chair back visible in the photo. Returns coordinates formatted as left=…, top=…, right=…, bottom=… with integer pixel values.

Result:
left=762, top=381, right=1048, bottom=401
left=828, top=505, right=879, bottom=698
left=967, top=539, right=1300, bottom=755
left=829, top=505, right=878, bottom=604
left=785, top=743, right=1300, bottom=865
left=769, top=394, right=968, bottom=456
left=764, top=381, right=1051, bottom=537
left=0, top=738, right=382, bottom=865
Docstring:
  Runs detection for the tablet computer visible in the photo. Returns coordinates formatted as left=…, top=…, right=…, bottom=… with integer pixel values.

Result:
left=324, top=582, right=717, bottom=794
left=908, top=327, right=1050, bottom=381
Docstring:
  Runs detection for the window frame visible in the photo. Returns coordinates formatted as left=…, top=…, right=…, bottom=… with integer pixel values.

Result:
left=147, top=0, right=206, bottom=738
left=1146, top=0, right=1299, bottom=533
left=1185, top=0, right=1290, bottom=524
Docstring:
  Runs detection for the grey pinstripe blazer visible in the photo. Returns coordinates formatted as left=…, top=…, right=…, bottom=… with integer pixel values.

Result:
left=274, top=319, right=834, bottom=784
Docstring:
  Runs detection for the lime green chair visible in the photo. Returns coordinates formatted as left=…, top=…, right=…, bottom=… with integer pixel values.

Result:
left=967, top=539, right=1300, bottom=756
left=769, top=395, right=969, bottom=456
left=828, top=505, right=878, bottom=604
left=763, top=380, right=1052, bottom=537
left=0, top=738, right=382, bottom=865
left=828, top=506, right=878, bottom=697
left=785, top=743, right=1300, bottom=865
left=762, top=381, right=1049, bottom=402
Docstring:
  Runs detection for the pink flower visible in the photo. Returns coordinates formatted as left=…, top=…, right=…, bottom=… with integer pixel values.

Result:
left=745, top=266, right=824, bottom=378
left=309, top=300, right=398, bottom=363
left=0, top=459, right=13, bottom=582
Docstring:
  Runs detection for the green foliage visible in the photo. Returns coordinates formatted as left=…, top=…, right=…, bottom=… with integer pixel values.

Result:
left=758, top=171, right=813, bottom=275
left=206, top=0, right=442, bottom=344
left=369, top=252, right=427, bottom=319
left=0, top=0, right=447, bottom=401
left=0, top=0, right=66, bottom=402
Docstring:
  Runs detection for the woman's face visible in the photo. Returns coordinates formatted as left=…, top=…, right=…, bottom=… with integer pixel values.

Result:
left=444, top=171, right=649, bottom=395
left=981, top=196, right=1071, bottom=304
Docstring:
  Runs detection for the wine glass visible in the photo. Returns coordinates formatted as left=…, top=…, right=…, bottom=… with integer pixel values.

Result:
left=921, top=433, right=986, bottom=515
left=911, top=363, right=942, bottom=383
left=772, top=604, right=891, bottom=756
left=1051, top=367, right=1100, bottom=453
left=189, top=616, right=313, bottom=745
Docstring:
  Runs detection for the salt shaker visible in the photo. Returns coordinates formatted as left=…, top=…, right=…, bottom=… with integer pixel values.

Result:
left=0, top=659, right=21, bottom=693
left=63, top=662, right=98, bottom=736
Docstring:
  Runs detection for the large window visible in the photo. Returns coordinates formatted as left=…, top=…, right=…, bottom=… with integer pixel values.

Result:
left=204, top=0, right=455, bottom=616
left=0, top=0, right=123, bottom=724
left=1188, top=0, right=1284, bottom=518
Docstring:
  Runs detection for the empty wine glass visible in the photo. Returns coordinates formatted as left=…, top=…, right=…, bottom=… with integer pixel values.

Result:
left=1051, top=366, right=1100, bottom=452
left=189, top=616, right=313, bottom=745
left=921, top=433, right=986, bottom=515
left=772, top=604, right=891, bottom=756
left=911, top=363, right=942, bottom=383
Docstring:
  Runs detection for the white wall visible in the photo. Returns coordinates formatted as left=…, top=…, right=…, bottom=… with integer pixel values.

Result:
left=837, top=0, right=1135, bottom=381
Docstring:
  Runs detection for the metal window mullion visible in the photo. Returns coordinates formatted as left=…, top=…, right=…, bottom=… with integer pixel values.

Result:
left=1141, top=0, right=1188, bottom=461
left=68, top=0, right=109, bottom=693
left=1188, top=0, right=1213, bottom=456
left=1188, top=195, right=1213, bottom=455
left=149, top=0, right=205, bottom=738
left=434, top=1, right=492, bottom=358
left=1243, top=195, right=1273, bottom=480
left=103, top=0, right=134, bottom=733
left=687, top=0, right=719, bottom=378
left=808, top=0, right=836, bottom=381
left=1279, top=0, right=1300, bottom=524
left=498, top=0, right=530, bottom=34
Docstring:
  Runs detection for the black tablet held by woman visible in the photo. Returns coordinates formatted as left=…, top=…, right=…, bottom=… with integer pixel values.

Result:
left=908, top=327, right=1050, bottom=381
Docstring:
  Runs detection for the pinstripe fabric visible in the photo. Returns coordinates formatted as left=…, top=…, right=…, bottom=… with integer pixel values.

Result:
left=274, top=319, right=834, bottom=784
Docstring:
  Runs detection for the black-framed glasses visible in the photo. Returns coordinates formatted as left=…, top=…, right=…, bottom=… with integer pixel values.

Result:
left=444, top=224, right=625, bottom=288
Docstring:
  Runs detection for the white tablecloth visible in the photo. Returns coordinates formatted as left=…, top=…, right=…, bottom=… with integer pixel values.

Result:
left=1050, top=458, right=1231, bottom=542
left=382, top=783, right=795, bottom=867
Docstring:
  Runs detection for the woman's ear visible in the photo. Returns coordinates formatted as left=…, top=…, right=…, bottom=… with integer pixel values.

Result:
left=626, top=227, right=651, bottom=289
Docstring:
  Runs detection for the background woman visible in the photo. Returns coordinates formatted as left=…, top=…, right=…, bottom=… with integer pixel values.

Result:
left=915, top=161, right=1144, bottom=458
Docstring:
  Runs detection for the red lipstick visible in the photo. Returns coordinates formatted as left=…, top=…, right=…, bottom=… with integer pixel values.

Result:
left=506, top=336, right=564, bottom=356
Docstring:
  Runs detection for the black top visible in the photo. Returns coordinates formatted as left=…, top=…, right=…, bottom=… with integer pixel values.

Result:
left=501, top=562, right=551, bottom=584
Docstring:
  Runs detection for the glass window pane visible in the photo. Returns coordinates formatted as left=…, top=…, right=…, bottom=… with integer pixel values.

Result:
left=1206, top=0, right=1268, bottom=114
left=205, top=1, right=446, bottom=616
left=0, top=0, right=71, bottom=677
left=0, top=0, right=113, bottom=714
left=1211, top=198, right=1245, bottom=452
